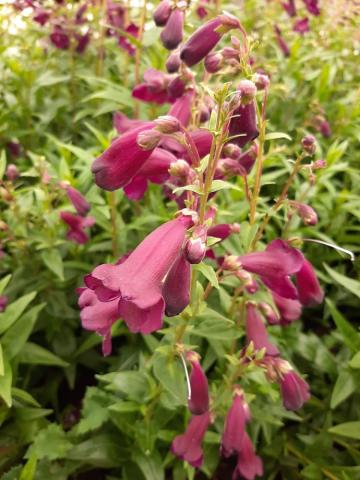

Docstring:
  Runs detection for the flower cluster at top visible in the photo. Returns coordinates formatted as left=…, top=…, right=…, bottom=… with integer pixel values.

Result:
left=74, top=6, right=325, bottom=480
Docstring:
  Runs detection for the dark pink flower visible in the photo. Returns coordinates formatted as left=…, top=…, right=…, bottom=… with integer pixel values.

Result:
left=238, top=240, right=304, bottom=299
left=180, top=14, right=239, bottom=67
left=6, top=141, right=21, bottom=158
left=5, top=164, right=19, bottom=181
left=85, top=216, right=191, bottom=334
left=0, top=295, right=8, bottom=312
left=160, top=8, right=184, bottom=50
left=167, top=90, right=194, bottom=127
left=92, top=123, right=155, bottom=191
left=289, top=201, right=318, bottom=225
left=222, top=390, right=250, bottom=457
left=33, top=8, right=50, bottom=25
left=302, top=0, right=320, bottom=16
left=107, top=2, right=124, bottom=29
left=166, top=51, right=181, bottom=73
left=50, top=26, right=70, bottom=50
left=246, top=304, right=279, bottom=356
left=78, top=288, right=119, bottom=356
left=132, top=68, right=173, bottom=104
left=187, top=353, right=209, bottom=415
left=279, top=362, right=310, bottom=410
left=233, top=433, right=263, bottom=480
left=113, top=112, right=147, bottom=133
left=319, top=120, right=331, bottom=138
left=171, top=412, right=211, bottom=467
left=153, top=0, right=172, bottom=26
left=272, top=292, right=302, bottom=325
left=293, top=17, right=310, bottom=34
left=274, top=25, right=290, bottom=57
left=76, top=31, right=90, bottom=54
left=281, top=0, right=297, bottom=16
left=60, top=211, right=95, bottom=244
left=296, top=258, right=324, bottom=306
left=237, top=144, right=258, bottom=175
left=163, top=253, right=190, bottom=316
left=118, top=23, right=139, bottom=56
left=66, top=186, right=91, bottom=217
left=75, top=2, right=88, bottom=25
left=228, top=102, right=259, bottom=148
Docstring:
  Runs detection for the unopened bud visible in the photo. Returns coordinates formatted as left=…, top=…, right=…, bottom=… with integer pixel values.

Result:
left=237, top=80, right=257, bottom=104
left=313, top=159, right=326, bottom=170
left=219, top=12, right=240, bottom=29
left=185, top=237, right=206, bottom=264
left=230, top=35, right=241, bottom=49
left=153, top=0, right=172, bottom=27
left=230, top=223, right=241, bottom=233
left=259, top=302, right=279, bottom=325
left=199, top=104, right=211, bottom=123
left=137, top=129, right=162, bottom=150
left=169, top=159, right=190, bottom=178
left=254, top=73, right=270, bottom=90
left=222, top=143, right=241, bottom=159
left=221, top=46, right=239, bottom=59
left=166, top=51, right=181, bottom=73
left=5, top=164, right=19, bottom=181
left=204, top=52, right=223, bottom=73
left=289, top=201, right=318, bottom=226
left=155, top=115, right=180, bottom=134
left=301, top=134, right=316, bottom=155
left=222, top=255, right=241, bottom=271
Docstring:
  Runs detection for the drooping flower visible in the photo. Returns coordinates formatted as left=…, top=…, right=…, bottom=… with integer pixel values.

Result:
left=132, top=68, right=173, bottom=105
left=50, top=26, right=70, bottom=50
left=92, top=123, right=155, bottom=191
left=118, top=23, right=139, bottom=56
left=246, top=303, right=279, bottom=356
left=302, top=0, right=320, bottom=16
left=153, top=0, right=172, bottom=27
left=166, top=50, right=181, bottom=73
left=78, top=288, right=119, bottom=356
left=84, top=216, right=192, bottom=334
left=75, top=31, right=90, bottom=54
left=295, top=258, right=324, bottom=306
left=187, top=353, right=209, bottom=415
left=278, top=361, right=310, bottom=410
left=66, top=186, right=91, bottom=217
left=33, top=8, right=50, bottom=26
left=274, top=25, right=290, bottom=57
left=289, top=201, right=318, bottom=226
left=272, top=292, right=302, bottom=325
left=233, top=433, right=263, bottom=480
left=281, top=0, right=297, bottom=17
left=160, top=8, right=184, bottom=50
left=180, top=14, right=240, bottom=67
left=60, top=211, right=95, bottom=244
left=171, top=412, right=211, bottom=467
left=162, top=253, right=191, bottom=316
left=293, top=17, right=310, bottom=35
left=221, top=390, right=250, bottom=457
left=228, top=102, right=259, bottom=148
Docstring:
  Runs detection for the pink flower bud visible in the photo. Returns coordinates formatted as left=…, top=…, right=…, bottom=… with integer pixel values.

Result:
left=222, top=255, right=241, bottom=271
left=154, top=115, right=180, bottom=134
left=185, top=237, right=206, bottom=264
left=5, top=164, right=19, bottom=181
left=237, top=80, right=257, bottom=104
left=66, top=186, right=91, bottom=217
left=153, top=0, right=172, bottom=26
left=313, top=159, right=326, bottom=170
left=187, top=353, right=209, bottom=415
left=228, top=101, right=259, bottom=148
left=246, top=303, right=279, bottom=356
left=222, top=143, right=242, bottom=159
left=259, top=302, right=280, bottom=325
left=301, top=134, right=316, bottom=155
left=293, top=17, right=310, bottom=35
left=137, top=129, right=162, bottom=150
left=166, top=51, right=181, bottom=73
left=160, top=8, right=184, bottom=50
left=167, top=76, right=186, bottom=99
left=289, top=201, right=318, bottom=226
left=254, top=73, right=270, bottom=90
left=169, top=159, right=190, bottom=178
left=204, top=52, right=223, bottom=73
left=278, top=361, right=310, bottom=410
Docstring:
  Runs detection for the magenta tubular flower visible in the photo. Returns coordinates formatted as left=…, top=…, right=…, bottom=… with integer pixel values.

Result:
left=0, top=295, right=8, bottom=313
left=168, top=91, right=194, bottom=127
left=153, top=0, right=172, bottom=26
left=6, top=164, right=19, bottom=181
left=66, top=186, right=90, bottom=217
left=289, top=201, right=318, bottom=226
left=282, top=0, right=297, bottom=16
left=238, top=239, right=304, bottom=299
left=33, top=8, right=50, bottom=25
left=238, top=144, right=258, bottom=175
left=233, top=433, right=263, bottom=480
left=293, top=17, right=310, bottom=35
left=246, top=304, right=279, bottom=356
left=208, top=224, right=232, bottom=241
left=296, top=259, right=324, bottom=306
left=166, top=51, right=181, bottom=73
left=132, top=68, right=172, bottom=104
left=118, top=23, right=139, bottom=56
left=85, top=217, right=191, bottom=334
left=222, top=391, right=250, bottom=457
left=113, top=112, right=147, bottom=133
left=187, top=354, right=209, bottom=415
left=92, top=123, right=155, bottom=191
left=274, top=25, right=290, bottom=57
left=171, top=412, right=211, bottom=467
left=279, top=365, right=310, bottom=410
left=272, top=292, right=302, bottom=325
left=75, top=2, right=88, bottom=25
left=50, top=26, right=70, bottom=50
left=162, top=253, right=190, bottom=316
left=107, top=2, right=125, bottom=29
left=160, top=8, right=184, bottom=50
left=180, top=14, right=239, bottom=67
left=78, top=288, right=119, bottom=356
left=60, top=211, right=95, bottom=244
left=302, top=0, right=320, bottom=15
left=228, top=102, right=259, bottom=148
left=76, top=31, right=90, bottom=54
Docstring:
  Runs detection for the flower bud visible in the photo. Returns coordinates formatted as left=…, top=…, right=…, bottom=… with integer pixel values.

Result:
left=222, top=143, right=241, bottom=159
left=222, top=255, right=241, bottom=271
left=259, top=302, right=280, bottom=325
left=169, top=159, right=190, bottom=178
left=153, top=0, right=172, bottom=26
left=277, top=360, right=310, bottom=410
left=185, top=237, right=206, bottom=264
left=166, top=51, right=181, bottom=73
left=254, top=73, right=270, bottom=90
left=301, top=134, right=316, bottom=155
left=137, top=129, right=162, bottom=150
left=204, top=52, right=223, bottom=73
left=167, top=76, right=186, bottom=99
left=221, top=46, right=239, bottom=59
left=289, top=201, right=318, bottom=226
left=154, top=115, right=180, bottom=134
left=199, top=104, right=211, bottom=123
left=237, top=80, right=257, bottom=104
left=313, top=158, right=326, bottom=170
left=160, top=8, right=184, bottom=50
left=5, top=164, right=19, bottom=181
left=187, top=353, right=209, bottom=415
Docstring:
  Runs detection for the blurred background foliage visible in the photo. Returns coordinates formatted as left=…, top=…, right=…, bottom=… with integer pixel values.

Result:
left=0, top=0, right=359, bottom=479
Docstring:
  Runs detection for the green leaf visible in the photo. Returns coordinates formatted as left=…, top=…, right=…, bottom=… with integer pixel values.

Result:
left=0, top=150, right=6, bottom=180
left=0, top=291, right=37, bottom=335
left=330, top=370, right=357, bottom=409
left=11, top=388, right=40, bottom=407
left=172, top=184, right=203, bottom=195
left=324, top=264, right=360, bottom=299
left=0, top=274, right=11, bottom=295
left=2, top=303, right=45, bottom=359
left=265, top=132, right=292, bottom=141
left=41, top=249, right=64, bottom=280
left=209, top=180, right=242, bottom=193
left=19, top=454, right=37, bottom=480
left=349, top=352, right=360, bottom=369
left=194, top=263, right=219, bottom=289
left=0, top=355, right=12, bottom=407
left=74, top=387, right=110, bottom=435
left=326, top=299, right=360, bottom=353
left=18, top=342, right=69, bottom=368
left=153, top=353, right=187, bottom=407
left=15, top=407, right=52, bottom=421
left=66, top=434, right=126, bottom=468
left=98, top=371, right=150, bottom=402
left=193, top=309, right=241, bottom=341
left=328, top=422, right=360, bottom=439
left=132, top=450, right=164, bottom=480
left=26, top=424, right=72, bottom=461
left=0, top=344, right=3, bottom=376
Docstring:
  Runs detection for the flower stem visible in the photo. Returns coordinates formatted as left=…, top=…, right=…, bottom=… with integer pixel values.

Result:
left=249, top=101, right=266, bottom=225
left=134, top=0, right=147, bottom=118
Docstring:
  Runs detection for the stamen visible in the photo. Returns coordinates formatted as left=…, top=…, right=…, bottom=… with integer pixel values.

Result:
left=303, top=238, right=355, bottom=262
left=179, top=352, right=192, bottom=400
